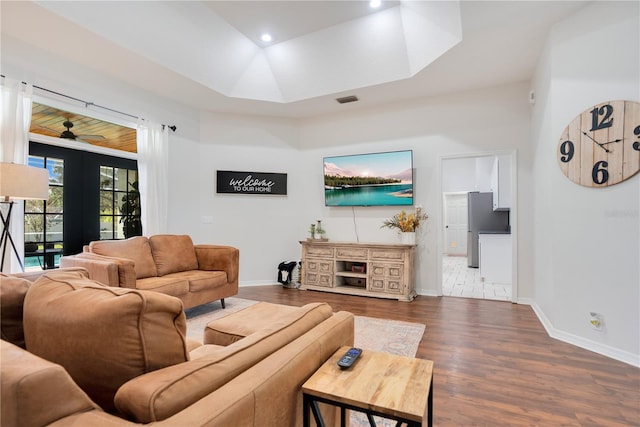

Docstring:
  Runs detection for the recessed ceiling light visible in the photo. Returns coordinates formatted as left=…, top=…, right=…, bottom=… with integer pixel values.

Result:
left=369, top=0, right=382, bottom=9
left=261, top=33, right=272, bottom=43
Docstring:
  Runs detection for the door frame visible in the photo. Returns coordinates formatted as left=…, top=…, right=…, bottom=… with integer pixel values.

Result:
left=437, top=150, right=518, bottom=302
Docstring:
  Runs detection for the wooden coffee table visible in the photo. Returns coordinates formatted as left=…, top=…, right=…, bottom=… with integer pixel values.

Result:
left=302, top=346, right=433, bottom=427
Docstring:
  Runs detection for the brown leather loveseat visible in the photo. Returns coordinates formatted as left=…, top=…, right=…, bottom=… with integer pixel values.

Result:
left=60, top=234, right=238, bottom=309
left=1, top=268, right=354, bottom=426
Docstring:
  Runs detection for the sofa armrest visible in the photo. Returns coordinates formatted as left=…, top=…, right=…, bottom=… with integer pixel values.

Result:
left=1, top=340, right=102, bottom=427
left=60, top=253, right=137, bottom=288
left=194, top=245, right=239, bottom=284
left=59, top=256, right=120, bottom=287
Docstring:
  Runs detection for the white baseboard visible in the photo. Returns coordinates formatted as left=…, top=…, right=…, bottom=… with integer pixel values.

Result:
left=528, top=301, right=640, bottom=368
left=239, top=280, right=279, bottom=287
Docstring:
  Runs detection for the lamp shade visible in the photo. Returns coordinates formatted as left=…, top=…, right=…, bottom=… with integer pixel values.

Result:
left=0, top=163, right=50, bottom=201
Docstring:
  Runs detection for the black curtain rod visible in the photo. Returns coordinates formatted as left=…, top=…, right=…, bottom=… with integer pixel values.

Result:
left=1, top=74, right=177, bottom=132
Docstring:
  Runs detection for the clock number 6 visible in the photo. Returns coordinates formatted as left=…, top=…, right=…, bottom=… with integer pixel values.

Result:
left=592, top=160, right=609, bottom=184
left=559, top=140, right=574, bottom=162
left=634, top=125, right=640, bottom=151
left=590, top=104, right=614, bottom=131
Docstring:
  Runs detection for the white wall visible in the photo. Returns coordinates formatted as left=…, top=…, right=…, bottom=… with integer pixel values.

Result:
left=531, top=1, right=640, bottom=366
left=296, top=84, right=531, bottom=296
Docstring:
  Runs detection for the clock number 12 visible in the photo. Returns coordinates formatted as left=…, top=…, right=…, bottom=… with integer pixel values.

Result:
left=590, top=104, right=614, bottom=131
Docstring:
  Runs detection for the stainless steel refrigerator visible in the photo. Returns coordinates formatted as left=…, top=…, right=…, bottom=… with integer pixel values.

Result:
left=467, top=192, right=510, bottom=267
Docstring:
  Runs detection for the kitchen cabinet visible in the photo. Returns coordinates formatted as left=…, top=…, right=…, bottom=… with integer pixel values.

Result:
left=490, top=156, right=511, bottom=211
left=479, top=233, right=512, bottom=284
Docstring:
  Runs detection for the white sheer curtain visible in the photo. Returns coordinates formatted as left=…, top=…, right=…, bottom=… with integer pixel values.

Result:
left=0, top=77, right=33, bottom=272
left=136, top=120, right=169, bottom=236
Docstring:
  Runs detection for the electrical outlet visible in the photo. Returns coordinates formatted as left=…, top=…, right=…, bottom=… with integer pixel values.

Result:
left=589, top=312, right=604, bottom=331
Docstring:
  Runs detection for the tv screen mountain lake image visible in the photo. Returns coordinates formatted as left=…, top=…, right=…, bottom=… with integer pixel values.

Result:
left=324, top=150, right=413, bottom=206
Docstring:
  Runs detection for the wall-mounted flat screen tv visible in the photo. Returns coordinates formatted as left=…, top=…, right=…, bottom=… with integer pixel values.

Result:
left=324, top=150, right=413, bottom=206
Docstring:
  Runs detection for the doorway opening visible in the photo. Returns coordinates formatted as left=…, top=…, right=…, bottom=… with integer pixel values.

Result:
left=440, top=152, right=517, bottom=302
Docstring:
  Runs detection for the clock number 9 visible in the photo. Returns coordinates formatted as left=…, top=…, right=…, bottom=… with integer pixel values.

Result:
left=592, top=160, right=609, bottom=184
left=559, top=140, right=574, bottom=162
left=590, top=104, right=614, bottom=131
left=634, top=125, right=640, bottom=151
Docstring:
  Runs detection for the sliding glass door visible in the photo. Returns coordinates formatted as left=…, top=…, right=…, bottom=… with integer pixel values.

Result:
left=26, top=142, right=138, bottom=268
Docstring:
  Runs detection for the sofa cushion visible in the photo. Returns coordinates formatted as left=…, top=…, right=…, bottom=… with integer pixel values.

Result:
left=164, top=270, right=228, bottom=293
left=114, top=302, right=333, bottom=422
left=23, top=273, right=189, bottom=413
left=0, top=275, right=30, bottom=348
left=204, top=302, right=301, bottom=346
left=149, top=235, right=199, bottom=276
left=89, top=236, right=157, bottom=279
left=136, top=275, right=190, bottom=297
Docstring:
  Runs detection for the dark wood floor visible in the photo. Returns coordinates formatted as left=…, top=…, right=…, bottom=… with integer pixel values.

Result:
left=237, top=286, right=640, bottom=426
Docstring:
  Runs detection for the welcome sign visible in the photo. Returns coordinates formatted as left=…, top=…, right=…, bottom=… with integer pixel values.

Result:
left=216, top=170, right=287, bottom=195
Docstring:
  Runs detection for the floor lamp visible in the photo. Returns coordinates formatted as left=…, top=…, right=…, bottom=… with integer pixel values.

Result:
left=0, top=163, right=50, bottom=273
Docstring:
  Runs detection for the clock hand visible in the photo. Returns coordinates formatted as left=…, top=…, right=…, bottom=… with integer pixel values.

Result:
left=582, top=131, right=610, bottom=152
left=601, top=138, right=623, bottom=145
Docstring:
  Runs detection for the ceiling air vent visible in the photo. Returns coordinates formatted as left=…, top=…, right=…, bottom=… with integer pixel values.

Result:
left=336, top=95, right=359, bottom=104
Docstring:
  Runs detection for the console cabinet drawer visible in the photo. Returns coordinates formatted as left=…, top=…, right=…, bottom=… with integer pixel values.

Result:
left=306, top=247, right=334, bottom=258
left=336, top=247, right=368, bottom=260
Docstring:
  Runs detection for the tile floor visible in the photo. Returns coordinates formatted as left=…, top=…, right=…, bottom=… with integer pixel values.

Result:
left=442, top=255, right=511, bottom=301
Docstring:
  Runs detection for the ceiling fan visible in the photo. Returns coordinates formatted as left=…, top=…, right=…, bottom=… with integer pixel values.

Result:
left=59, top=120, right=106, bottom=142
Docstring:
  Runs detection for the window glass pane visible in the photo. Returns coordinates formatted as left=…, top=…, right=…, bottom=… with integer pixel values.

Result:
left=47, top=158, right=64, bottom=185
left=115, top=168, right=128, bottom=191
left=24, top=214, right=44, bottom=243
left=129, top=170, right=138, bottom=187
left=115, top=217, right=126, bottom=239
left=46, top=214, right=63, bottom=242
left=28, top=156, right=44, bottom=169
left=47, top=187, right=63, bottom=213
left=25, top=199, right=44, bottom=214
left=100, top=191, right=114, bottom=214
left=100, top=216, right=114, bottom=240
left=115, top=191, right=129, bottom=215
left=100, top=166, right=113, bottom=190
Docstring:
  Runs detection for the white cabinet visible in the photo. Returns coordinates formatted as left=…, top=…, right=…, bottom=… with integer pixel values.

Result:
left=490, top=156, right=511, bottom=211
left=479, top=233, right=512, bottom=284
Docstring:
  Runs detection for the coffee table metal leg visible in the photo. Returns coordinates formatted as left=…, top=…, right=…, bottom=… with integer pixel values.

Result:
left=303, top=394, right=310, bottom=427
left=309, top=398, right=326, bottom=427
left=427, top=375, right=433, bottom=427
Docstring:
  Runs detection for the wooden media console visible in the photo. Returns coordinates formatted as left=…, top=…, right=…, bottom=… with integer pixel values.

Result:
left=299, top=241, right=416, bottom=302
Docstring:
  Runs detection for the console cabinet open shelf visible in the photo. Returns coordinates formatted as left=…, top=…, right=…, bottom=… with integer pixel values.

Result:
left=299, top=241, right=416, bottom=302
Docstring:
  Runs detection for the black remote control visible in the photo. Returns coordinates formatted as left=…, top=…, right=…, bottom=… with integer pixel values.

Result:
left=337, top=347, right=362, bottom=369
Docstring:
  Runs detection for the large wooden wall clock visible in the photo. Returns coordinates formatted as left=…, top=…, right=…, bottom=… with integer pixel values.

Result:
left=558, top=100, right=640, bottom=187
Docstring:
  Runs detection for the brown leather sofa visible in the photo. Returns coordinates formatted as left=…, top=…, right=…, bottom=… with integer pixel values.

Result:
left=1, top=268, right=354, bottom=426
left=59, top=234, right=239, bottom=309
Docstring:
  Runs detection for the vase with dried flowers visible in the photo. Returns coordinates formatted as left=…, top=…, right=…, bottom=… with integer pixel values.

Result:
left=381, top=207, right=428, bottom=244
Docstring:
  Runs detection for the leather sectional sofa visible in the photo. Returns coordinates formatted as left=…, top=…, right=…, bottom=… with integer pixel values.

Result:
left=1, top=268, right=354, bottom=426
left=59, top=234, right=239, bottom=309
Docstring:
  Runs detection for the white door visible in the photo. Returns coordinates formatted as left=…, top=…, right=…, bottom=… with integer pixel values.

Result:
left=444, top=193, right=467, bottom=256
